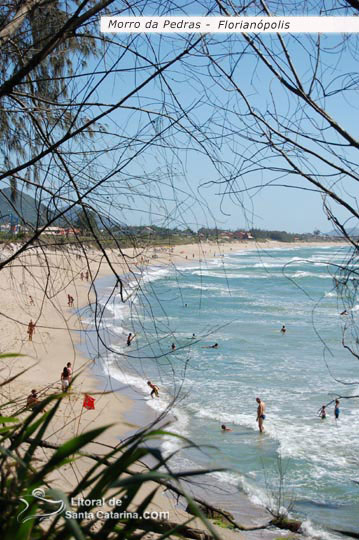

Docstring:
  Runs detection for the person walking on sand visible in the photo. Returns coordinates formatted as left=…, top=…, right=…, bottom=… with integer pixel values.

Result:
left=27, top=320, right=35, bottom=341
left=29, top=295, right=34, bottom=305
left=147, top=380, right=159, bottom=398
left=80, top=272, right=84, bottom=281
left=85, top=271, right=89, bottom=281
left=66, top=362, right=73, bottom=382
left=61, top=367, right=71, bottom=392
left=334, top=399, right=340, bottom=420
left=256, top=397, right=266, bottom=433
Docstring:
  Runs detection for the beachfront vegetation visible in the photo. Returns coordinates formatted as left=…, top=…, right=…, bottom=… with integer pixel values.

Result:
left=0, top=359, right=224, bottom=540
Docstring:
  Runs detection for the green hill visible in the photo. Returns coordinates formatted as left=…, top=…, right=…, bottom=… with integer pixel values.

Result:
left=0, top=188, right=51, bottom=227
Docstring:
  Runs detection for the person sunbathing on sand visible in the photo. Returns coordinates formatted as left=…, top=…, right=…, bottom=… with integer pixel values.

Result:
left=27, top=389, right=39, bottom=409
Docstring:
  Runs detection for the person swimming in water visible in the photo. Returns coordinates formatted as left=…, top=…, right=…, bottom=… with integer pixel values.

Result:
left=127, top=333, right=135, bottom=346
left=221, top=424, right=232, bottom=432
left=281, top=325, right=286, bottom=334
left=202, top=343, right=218, bottom=349
left=171, top=342, right=176, bottom=350
left=320, top=405, right=327, bottom=419
left=334, top=399, right=340, bottom=420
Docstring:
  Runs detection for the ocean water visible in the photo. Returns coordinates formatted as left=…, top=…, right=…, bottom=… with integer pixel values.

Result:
left=97, top=245, right=359, bottom=537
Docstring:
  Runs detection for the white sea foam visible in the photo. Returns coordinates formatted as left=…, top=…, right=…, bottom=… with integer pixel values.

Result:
left=93, top=244, right=358, bottom=534
left=300, top=520, right=343, bottom=540
left=191, top=270, right=271, bottom=279
left=292, top=271, right=331, bottom=279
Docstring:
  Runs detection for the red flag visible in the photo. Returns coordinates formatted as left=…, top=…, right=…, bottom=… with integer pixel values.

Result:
left=83, top=394, right=95, bottom=410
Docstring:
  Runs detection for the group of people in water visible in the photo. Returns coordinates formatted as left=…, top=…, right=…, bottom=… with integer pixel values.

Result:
left=320, top=399, right=340, bottom=420
left=221, top=397, right=341, bottom=435
left=126, top=323, right=343, bottom=433
left=127, top=332, right=218, bottom=352
left=221, top=397, right=266, bottom=433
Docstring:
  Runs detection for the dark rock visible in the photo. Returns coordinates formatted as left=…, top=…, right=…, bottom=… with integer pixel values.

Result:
left=270, top=517, right=302, bottom=533
left=186, top=503, right=235, bottom=526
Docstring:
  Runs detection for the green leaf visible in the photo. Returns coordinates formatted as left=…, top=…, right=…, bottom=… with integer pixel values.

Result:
left=44, top=488, right=86, bottom=540
left=0, top=416, right=19, bottom=423
left=32, top=425, right=111, bottom=483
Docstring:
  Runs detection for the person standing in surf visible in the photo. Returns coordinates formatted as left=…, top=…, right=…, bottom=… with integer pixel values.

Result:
left=147, top=381, right=159, bottom=398
left=256, top=397, right=266, bottom=433
left=334, top=399, right=340, bottom=420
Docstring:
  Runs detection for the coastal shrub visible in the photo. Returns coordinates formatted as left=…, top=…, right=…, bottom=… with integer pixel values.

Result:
left=262, top=454, right=297, bottom=527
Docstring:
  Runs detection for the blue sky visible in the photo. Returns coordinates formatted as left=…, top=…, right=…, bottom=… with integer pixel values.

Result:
left=22, top=3, right=357, bottom=235
left=84, top=24, right=356, bottom=234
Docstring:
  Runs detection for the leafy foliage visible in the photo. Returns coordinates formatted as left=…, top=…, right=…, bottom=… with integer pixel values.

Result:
left=0, top=355, right=222, bottom=540
left=0, top=0, right=101, bottom=191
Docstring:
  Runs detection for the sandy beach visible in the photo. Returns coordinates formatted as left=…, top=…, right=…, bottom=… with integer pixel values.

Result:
left=0, top=238, right=346, bottom=539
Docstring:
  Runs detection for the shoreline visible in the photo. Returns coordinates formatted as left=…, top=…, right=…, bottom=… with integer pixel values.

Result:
left=80, top=239, right=347, bottom=539
left=2, top=238, right=348, bottom=539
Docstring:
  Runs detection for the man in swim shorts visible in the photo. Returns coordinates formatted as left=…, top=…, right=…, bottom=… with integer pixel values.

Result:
left=256, top=397, right=266, bottom=433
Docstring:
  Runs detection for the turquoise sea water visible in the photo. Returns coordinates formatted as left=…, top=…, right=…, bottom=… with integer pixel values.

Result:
left=100, top=245, right=359, bottom=538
